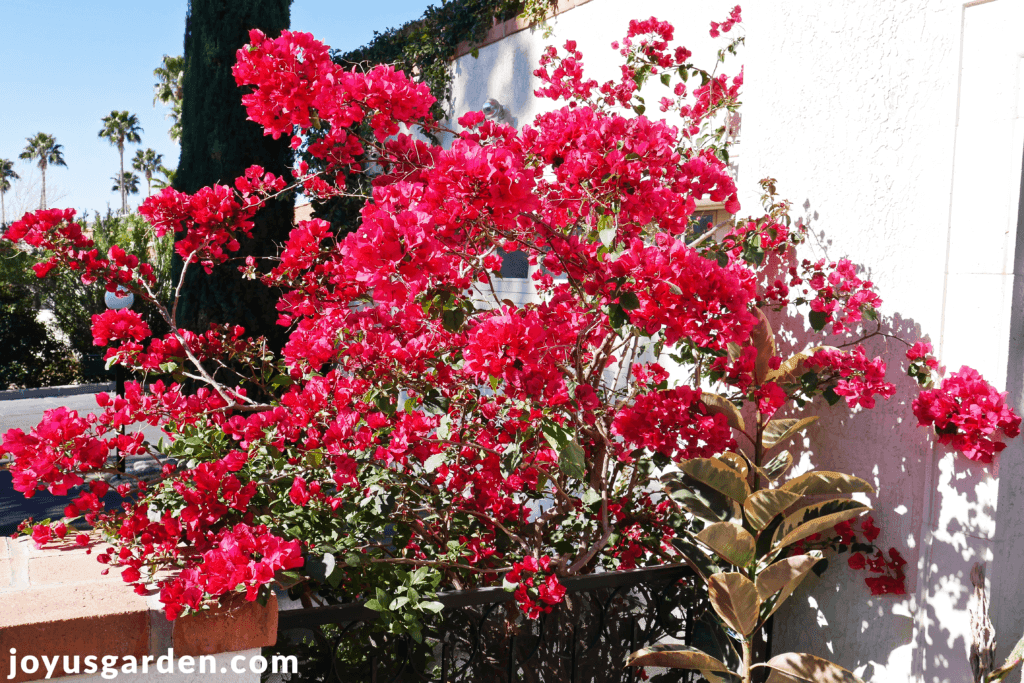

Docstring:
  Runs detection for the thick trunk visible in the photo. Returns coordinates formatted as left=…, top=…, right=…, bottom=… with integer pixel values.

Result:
left=40, top=162, right=46, bottom=210
left=1, top=191, right=5, bottom=226
left=119, top=142, right=126, bottom=213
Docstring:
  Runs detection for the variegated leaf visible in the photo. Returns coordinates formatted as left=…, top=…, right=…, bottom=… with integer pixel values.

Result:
left=780, top=471, right=874, bottom=496
left=762, top=417, right=818, bottom=451
left=744, top=489, right=804, bottom=531
left=682, top=458, right=751, bottom=503
left=626, top=644, right=731, bottom=672
left=708, top=572, right=761, bottom=636
left=753, top=652, right=865, bottom=683
left=772, top=500, right=869, bottom=549
left=697, top=522, right=757, bottom=568
left=756, top=554, right=822, bottom=620
left=702, top=393, right=746, bottom=432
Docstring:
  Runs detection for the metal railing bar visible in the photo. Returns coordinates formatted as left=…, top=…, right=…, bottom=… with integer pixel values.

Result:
left=278, top=565, right=693, bottom=630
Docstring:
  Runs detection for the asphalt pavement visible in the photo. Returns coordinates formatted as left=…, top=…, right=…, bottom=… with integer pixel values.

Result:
left=0, top=393, right=164, bottom=536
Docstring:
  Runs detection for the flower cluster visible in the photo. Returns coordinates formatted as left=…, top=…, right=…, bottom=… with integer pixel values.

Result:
left=804, top=346, right=895, bottom=409
left=848, top=548, right=907, bottom=596
left=504, top=556, right=567, bottom=620
left=613, top=387, right=735, bottom=462
left=795, top=516, right=907, bottom=596
left=2, top=209, right=155, bottom=291
left=906, top=340, right=940, bottom=387
left=912, top=366, right=1022, bottom=462
left=709, top=6, right=742, bottom=38
left=787, top=258, right=882, bottom=334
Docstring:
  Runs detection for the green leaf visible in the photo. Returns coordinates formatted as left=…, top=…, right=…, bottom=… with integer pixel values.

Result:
left=626, top=644, right=730, bottom=671
left=436, top=415, right=452, bottom=441
left=753, top=652, right=865, bottom=683
left=659, top=72, right=672, bottom=87
left=743, top=489, right=803, bottom=531
left=697, top=522, right=756, bottom=568
left=772, top=500, right=870, bottom=549
left=755, top=554, right=822, bottom=621
left=780, top=471, right=874, bottom=496
left=633, top=104, right=646, bottom=115
left=708, top=572, right=761, bottom=636
left=442, top=307, right=466, bottom=332
left=559, top=442, right=587, bottom=480
left=822, top=386, right=843, bottom=406
left=808, top=310, right=828, bottom=332
left=598, top=214, right=616, bottom=246
left=619, top=291, right=640, bottom=310
left=364, top=599, right=384, bottom=612
left=762, top=417, right=818, bottom=451
left=670, top=536, right=719, bottom=581
left=582, top=488, right=602, bottom=507
left=681, top=458, right=751, bottom=503
left=343, top=552, right=362, bottom=567
left=305, top=553, right=336, bottom=583
left=389, top=596, right=410, bottom=611
left=489, top=375, right=500, bottom=392
left=423, top=452, right=447, bottom=473
left=420, top=600, right=444, bottom=613
left=667, top=480, right=743, bottom=523
left=701, top=394, right=746, bottom=432
left=607, top=302, right=628, bottom=329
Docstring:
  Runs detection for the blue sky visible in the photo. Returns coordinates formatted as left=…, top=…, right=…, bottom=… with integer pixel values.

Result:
left=0, top=0, right=437, bottom=221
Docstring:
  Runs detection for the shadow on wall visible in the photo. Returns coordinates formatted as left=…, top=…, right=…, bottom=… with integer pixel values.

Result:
left=449, top=34, right=537, bottom=136
left=755, top=211, right=996, bottom=682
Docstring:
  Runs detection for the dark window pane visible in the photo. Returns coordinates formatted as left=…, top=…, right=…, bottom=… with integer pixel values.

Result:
left=499, top=249, right=529, bottom=279
left=691, top=211, right=715, bottom=236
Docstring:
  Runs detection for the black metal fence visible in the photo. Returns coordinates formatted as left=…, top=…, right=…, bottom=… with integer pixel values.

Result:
left=270, top=564, right=722, bottom=683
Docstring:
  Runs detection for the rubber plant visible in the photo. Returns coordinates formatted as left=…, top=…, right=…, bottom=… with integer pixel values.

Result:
left=626, top=310, right=877, bottom=682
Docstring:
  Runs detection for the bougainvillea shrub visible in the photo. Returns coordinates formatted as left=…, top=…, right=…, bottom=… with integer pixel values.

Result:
left=2, top=7, right=1019, bottom=679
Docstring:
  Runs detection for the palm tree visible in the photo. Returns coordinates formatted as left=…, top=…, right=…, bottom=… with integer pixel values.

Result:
left=98, top=111, right=143, bottom=213
left=131, top=148, right=164, bottom=197
left=153, top=55, right=184, bottom=142
left=151, top=165, right=177, bottom=191
left=0, top=158, right=19, bottom=226
left=19, top=133, right=66, bottom=210
left=111, top=171, right=141, bottom=200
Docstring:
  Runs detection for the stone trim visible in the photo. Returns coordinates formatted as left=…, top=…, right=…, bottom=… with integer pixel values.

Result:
left=0, top=536, right=277, bottom=682
left=453, top=0, right=596, bottom=60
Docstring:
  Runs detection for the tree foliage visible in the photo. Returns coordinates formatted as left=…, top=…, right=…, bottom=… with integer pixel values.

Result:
left=132, top=148, right=164, bottom=197
left=173, top=0, right=294, bottom=349
left=0, top=158, right=19, bottom=227
left=19, top=133, right=66, bottom=211
left=153, top=54, right=185, bottom=142
left=0, top=272, right=79, bottom=390
left=98, top=111, right=143, bottom=214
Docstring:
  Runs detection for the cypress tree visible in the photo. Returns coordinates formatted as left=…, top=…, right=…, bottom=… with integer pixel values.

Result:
left=173, top=0, right=293, bottom=349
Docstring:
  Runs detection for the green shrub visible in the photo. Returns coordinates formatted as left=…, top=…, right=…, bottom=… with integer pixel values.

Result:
left=0, top=281, right=80, bottom=390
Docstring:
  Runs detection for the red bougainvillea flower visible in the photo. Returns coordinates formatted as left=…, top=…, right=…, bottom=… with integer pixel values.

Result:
left=805, top=346, right=895, bottom=409
left=91, top=309, right=152, bottom=347
left=912, top=366, right=1021, bottom=462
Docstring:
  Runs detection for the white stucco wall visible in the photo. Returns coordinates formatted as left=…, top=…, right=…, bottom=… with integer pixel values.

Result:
left=446, top=1, right=1024, bottom=682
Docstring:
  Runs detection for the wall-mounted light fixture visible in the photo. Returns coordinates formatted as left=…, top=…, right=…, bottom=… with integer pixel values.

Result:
left=481, top=98, right=513, bottom=126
